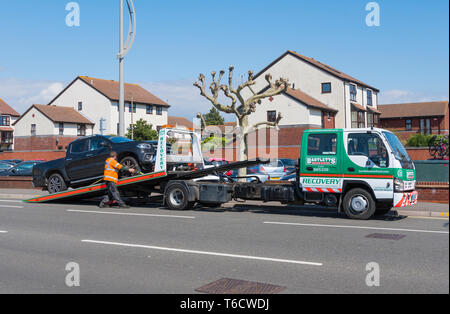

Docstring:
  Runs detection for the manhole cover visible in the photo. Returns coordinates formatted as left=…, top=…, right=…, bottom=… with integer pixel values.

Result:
left=366, top=233, right=406, bottom=240
left=196, top=278, right=286, bottom=294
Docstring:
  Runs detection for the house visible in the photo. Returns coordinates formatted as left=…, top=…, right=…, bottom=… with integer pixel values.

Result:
left=379, top=101, right=449, bottom=141
left=13, top=104, right=94, bottom=151
left=0, top=97, right=20, bottom=151
left=48, top=76, right=170, bottom=135
left=244, top=50, right=381, bottom=130
left=168, top=116, right=194, bottom=130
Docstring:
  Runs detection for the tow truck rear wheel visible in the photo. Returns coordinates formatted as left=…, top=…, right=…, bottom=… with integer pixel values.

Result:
left=48, top=173, right=67, bottom=194
left=343, top=188, right=376, bottom=220
left=165, top=183, right=195, bottom=211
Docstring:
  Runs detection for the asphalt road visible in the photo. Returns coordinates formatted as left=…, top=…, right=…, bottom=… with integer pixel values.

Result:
left=0, top=197, right=448, bottom=294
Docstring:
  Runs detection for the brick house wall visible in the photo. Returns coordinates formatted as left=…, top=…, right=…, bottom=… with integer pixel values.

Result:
left=14, top=136, right=78, bottom=151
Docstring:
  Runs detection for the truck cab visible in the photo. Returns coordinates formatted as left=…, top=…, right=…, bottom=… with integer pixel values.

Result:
left=300, top=128, right=417, bottom=219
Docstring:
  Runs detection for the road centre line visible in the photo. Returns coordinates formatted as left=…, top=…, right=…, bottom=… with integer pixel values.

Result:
left=0, top=200, right=24, bottom=203
left=82, top=240, right=323, bottom=266
left=0, top=205, right=24, bottom=209
left=0, top=230, right=8, bottom=234
left=263, top=221, right=449, bottom=235
left=67, top=209, right=195, bottom=219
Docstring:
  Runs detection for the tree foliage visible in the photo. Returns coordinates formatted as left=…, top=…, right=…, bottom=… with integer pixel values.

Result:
left=126, top=119, right=158, bottom=141
left=202, top=107, right=225, bottom=127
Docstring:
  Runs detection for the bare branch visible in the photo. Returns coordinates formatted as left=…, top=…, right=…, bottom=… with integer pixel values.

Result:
left=251, top=112, right=283, bottom=132
left=194, top=73, right=235, bottom=114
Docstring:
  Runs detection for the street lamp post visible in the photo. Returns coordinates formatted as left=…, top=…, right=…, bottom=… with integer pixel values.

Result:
left=118, top=0, right=136, bottom=136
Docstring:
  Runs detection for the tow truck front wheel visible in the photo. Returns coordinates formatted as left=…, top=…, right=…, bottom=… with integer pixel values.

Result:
left=343, top=188, right=376, bottom=220
left=165, top=183, right=195, bottom=211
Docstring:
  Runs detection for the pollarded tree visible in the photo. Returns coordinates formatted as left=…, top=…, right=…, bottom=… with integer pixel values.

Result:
left=194, top=66, right=289, bottom=166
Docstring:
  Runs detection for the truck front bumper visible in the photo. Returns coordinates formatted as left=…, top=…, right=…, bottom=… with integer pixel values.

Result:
left=394, top=191, right=418, bottom=208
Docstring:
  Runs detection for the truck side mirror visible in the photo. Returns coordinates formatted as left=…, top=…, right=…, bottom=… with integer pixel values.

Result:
left=100, top=142, right=111, bottom=149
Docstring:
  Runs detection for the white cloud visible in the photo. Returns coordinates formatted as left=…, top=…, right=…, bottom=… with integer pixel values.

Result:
left=380, top=89, right=449, bottom=104
left=0, top=78, right=65, bottom=113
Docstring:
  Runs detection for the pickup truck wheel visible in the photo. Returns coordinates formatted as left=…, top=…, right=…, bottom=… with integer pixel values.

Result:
left=165, top=183, right=195, bottom=211
left=48, top=173, right=67, bottom=194
left=343, top=188, right=376, bottom=220
left=120, top=156, right=141, bottom=176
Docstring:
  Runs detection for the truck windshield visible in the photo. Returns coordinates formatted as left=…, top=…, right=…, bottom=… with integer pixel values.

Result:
left=382, top=131, right=411, bottom=162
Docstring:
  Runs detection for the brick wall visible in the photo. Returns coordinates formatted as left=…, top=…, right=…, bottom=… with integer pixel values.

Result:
left=14, top=136, right=77, bottom=151
left=0, top=151, right=66, bottom=162
left=416, top=182, right=449, bottom=203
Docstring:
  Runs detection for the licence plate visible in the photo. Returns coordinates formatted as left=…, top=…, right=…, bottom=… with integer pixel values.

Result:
left=271, top=177, right=281, bottom=181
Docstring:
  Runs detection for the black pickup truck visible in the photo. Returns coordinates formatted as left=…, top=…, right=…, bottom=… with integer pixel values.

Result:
left=33, top=135, right=158, bottom=194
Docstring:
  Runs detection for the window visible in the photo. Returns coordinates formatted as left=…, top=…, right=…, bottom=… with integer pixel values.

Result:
left=0, top=116, right=10, bottom=126
left=367, top=112, right=379, bottom=128
left=307, top=133, right=337, bottom=156
left=406, top=119, right=412, bottom=131
left=129, top=103, right=137, bottom=113
left=156, top=106, right=163, bottom=115
left=351, top=110, right=366, bottom=128
left=59, top=123, right=64, bottom=135
left=350, top=84, right=357, bottom=102
left=77, top=124, right=86, bottom=136
left=367, top=90, right=373, bottom=106
left=31, top=124, right=36, bottom=136
left=78, top=102, right=83, bottom=111
left=89, top=138, right=104, bottom=151
left=70, top=139, right=88, bottom=153
left=348, top=133, right=389, bottom=168
left=1, top=132, right=13, bottom=144
left=322, top=82, right=332, bottom=94
left=420, top=119, right=431, bottom=134
left=267, top=111, right=277, bottom=122
left=146, top=105, right=153, bottom=114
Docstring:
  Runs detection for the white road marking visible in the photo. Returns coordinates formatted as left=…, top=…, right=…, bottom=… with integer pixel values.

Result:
left=0, top=205, right=24, bottom=209
left=82, top=240, right=323, bottom=266
left=263, top=221, right=449, bottom=235
left=67, top=209, right=195, bottom=219
left=0, top=230, right=8, bottom=234
left=0, top=200, right=23, bottom=203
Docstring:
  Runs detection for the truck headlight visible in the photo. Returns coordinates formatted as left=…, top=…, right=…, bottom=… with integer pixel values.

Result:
left=137, top=143, right=152, bottom=149
left=394, top=178, right=405, bottom=192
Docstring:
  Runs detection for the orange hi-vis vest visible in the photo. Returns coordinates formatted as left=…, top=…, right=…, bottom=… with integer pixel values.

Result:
left=104, top=158, right=123, bottom=183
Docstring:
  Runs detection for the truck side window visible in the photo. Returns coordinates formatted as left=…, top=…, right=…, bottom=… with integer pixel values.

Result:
left=348, top=133, right=388, bottom=168
left=89, top=138, right=103, bottom=151
left=70, top=140, right=88, bottom=154
left=307, top=134, right=337, bottom=156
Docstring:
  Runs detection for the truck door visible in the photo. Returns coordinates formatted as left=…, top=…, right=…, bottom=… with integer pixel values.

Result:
left=344, top=131, right=393, bottom=199
left=66, top=139, right=90, bottom=181
left=87, top=137, right=111, bottom=178
left=300, top=132, right=343, bottom=193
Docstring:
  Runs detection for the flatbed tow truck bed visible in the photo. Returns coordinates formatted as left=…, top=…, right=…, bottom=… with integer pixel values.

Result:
left=24, top=159, right=265, bottom=204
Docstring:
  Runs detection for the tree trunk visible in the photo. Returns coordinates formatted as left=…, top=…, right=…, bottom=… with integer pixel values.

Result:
left=238, top=116, right=249, bottom=179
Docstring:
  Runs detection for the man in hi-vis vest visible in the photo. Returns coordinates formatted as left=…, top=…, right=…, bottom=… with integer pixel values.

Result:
left=99, top=151, right=135, bottom=208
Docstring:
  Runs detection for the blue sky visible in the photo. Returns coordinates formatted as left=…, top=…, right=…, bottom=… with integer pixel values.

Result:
left=0, top=0, right=448, bottom=119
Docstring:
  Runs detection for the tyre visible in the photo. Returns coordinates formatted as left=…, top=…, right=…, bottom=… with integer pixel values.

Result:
left=48, top=173, right=68, bottom=194
left=120, top=156, right=141, bottom=176
left=165, top=183, right=195, bottom=210
left=343, top=188, right=376, bottom=220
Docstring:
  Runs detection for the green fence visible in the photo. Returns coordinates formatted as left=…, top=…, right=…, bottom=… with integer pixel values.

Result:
left=414, top=160, right=449, bottom=182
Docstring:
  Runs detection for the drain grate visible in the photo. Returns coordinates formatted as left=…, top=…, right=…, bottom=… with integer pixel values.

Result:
left=366, top=233, right=406, bottom=240
left=196, top=278, right=286, bottom=294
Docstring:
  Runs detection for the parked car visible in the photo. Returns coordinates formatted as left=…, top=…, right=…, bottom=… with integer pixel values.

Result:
left=33, top=135, right=159, bottom=193
left=1, top=159, right=23, bottom=164
left=0, top=161, right=44, bottom=177
left=0, top=161, right=15, bottom=171
left=279, top=158, right=296, bottom=175
left=228, top=165, right=270, bottom=183
left=260, top=160, right=287, bottom=181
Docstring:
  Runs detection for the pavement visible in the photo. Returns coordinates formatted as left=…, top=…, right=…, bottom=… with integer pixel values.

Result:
left=0, top=188, right=448, bottom=293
